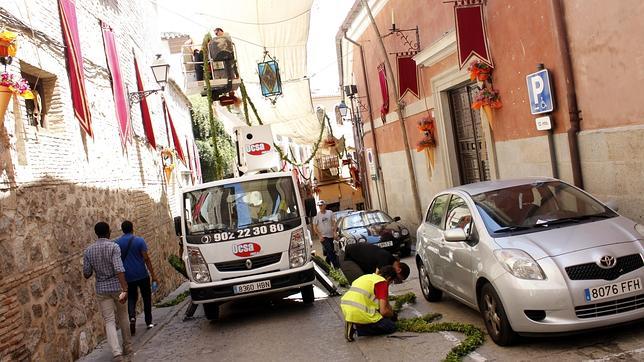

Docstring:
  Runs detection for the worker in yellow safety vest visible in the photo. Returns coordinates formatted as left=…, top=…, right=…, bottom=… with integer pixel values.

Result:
left=340, top=265, right=399, bottom=342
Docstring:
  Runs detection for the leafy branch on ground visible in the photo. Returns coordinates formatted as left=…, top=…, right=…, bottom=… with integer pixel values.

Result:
left=391, top=292, right=485, bottom=362
left=155, top=290, right=190, bottom=308
left=168, top=254, right=188, bottom=279
left=311, top=255, right=349, bottom=287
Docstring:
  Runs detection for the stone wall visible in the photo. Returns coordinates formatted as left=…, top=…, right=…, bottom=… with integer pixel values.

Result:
left=0, top=1, right=196, bottom=360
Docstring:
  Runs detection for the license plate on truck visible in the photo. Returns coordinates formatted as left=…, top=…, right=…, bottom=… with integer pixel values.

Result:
left=233, top=280, right=272, bottom=294
left=584, top=277, right=641, bottom=302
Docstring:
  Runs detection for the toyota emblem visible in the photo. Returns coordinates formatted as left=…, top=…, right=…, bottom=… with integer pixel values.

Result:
left=598, top=255, right=616, bottom=269
left=245, top=259, right=253, bottom=269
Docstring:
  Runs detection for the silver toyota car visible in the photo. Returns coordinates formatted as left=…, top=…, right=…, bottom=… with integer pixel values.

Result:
left=416, top=178, right=644, bottom=345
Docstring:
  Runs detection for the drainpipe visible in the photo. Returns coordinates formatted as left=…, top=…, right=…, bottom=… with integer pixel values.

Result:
left=343, top=32, right=388, bottom=213
left=361, top=0, right=422, bottom=223
left=551, top=0, right=583, bottom=188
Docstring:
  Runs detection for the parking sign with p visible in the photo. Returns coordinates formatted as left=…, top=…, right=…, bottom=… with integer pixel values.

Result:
left=526, top=69, right=554, bottom=115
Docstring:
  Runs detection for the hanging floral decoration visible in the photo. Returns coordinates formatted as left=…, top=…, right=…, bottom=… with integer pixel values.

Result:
left=467, top=60, right=492, bottom=82
left=0, top=30, right=18, bottom=59
left=161, top=148, right=176, bottom=181
left=416, top=116, right=436, bottom=172
left=468, top=60, right=502, bottom=129
left=0, top=30, right=34, bottom=121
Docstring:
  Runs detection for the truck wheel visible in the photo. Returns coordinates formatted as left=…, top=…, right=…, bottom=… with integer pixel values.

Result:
left=203, top=303, right=220, bottom=321
left=301, top=285, right=315, bottom=304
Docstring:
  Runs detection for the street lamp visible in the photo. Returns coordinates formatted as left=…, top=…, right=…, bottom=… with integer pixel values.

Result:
left=338, top=100, right=349, bottom=118
left=129, top=54, right=170, bottom=106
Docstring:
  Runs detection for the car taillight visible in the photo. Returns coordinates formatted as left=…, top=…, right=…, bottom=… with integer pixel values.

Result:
left=187, top=246, right=211, bottom=283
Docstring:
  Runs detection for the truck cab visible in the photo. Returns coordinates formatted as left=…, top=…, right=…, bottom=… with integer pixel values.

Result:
left=176, top=126, right=315, bottom=320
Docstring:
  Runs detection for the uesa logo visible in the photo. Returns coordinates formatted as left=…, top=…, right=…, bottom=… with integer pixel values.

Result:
left=245, top=142, right=271, bottom=156
left=232, top=242, right=261, bottom=257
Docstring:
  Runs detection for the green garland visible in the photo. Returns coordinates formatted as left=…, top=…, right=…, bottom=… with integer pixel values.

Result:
left=312, top=255, right=349, bottom=286
left=168, top=254, right=188, bottom=279
left=389, top=292, right=416, bottom=312
left=239, top=79, right=263, bottom=126
left=201, top=33, right=223, bottom=179
left=155, top=290, right=190, bottom=308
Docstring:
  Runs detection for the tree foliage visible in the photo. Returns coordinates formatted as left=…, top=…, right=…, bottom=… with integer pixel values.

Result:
left=189, top=94, right=235, bottom=182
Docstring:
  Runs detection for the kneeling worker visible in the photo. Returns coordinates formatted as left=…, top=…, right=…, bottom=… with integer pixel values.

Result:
left=341, top=265, right=399, bottom=341
left=340, top=243, right=410, bottom=284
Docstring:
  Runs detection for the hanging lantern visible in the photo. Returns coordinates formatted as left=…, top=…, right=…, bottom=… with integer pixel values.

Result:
left=257, top=50, right=282, bottom=104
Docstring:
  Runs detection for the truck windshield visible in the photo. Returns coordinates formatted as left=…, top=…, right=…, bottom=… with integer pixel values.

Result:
left=184, top=176, right=300, bottom=235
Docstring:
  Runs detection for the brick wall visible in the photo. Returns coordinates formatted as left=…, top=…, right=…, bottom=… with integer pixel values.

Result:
left=0, top=1, right=197, bottom=360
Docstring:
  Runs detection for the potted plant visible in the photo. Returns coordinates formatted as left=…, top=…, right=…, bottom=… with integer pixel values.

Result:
left=471, top=87, right=502, bottom=129
left=468, top=60, right=492, bottom=82
left=1, top=71, right=34, bottom=120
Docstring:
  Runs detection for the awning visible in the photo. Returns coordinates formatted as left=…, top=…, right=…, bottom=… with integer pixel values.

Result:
left=57, top=0, right=92, bottom=137
left=194, top=0, right=321, bottom=144
left=101, top=21, right=131, bottom=147
left=134, top=53, right=156, bottom=148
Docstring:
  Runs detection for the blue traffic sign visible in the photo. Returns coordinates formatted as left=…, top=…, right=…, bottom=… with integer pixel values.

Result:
left=526, top=69, right=554, bottom=115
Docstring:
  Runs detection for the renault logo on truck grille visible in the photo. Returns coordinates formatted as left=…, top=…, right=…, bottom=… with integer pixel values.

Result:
left=598, top=255, right=616, bottom=269
left=245, top=259, right=253, bottom=269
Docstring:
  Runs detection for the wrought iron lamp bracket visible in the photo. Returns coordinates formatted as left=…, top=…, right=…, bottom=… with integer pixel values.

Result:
left=128, top=87, right=164, bottom=107
left=382, top=25, right=420, bottom=54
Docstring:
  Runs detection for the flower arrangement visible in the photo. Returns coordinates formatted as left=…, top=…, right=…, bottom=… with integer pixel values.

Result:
left=0, top=30, right=18, bottom=58
left=471, top=87, right=501, bottom=110
left=468, top=60, right=492, bottom=82
left=416, top=116, right=437, bottom=172
left=1, top=71, right=34, bottom=99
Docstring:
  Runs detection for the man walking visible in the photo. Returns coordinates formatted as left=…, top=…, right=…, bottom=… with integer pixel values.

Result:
left=340, top=243, right=410, bottom=284
left=312, top=200, right=339, bottom=268
left=341, top=265, right=399, bottom=341
left=115, top=220, right=158, bottom=336
left=83, top=222, right=131, bottom=360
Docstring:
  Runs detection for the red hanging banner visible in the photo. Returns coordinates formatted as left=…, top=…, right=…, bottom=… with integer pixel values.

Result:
left=101, top=21, right=131, bottom=147
left=193, top=142, right=202, bottom=183
left=377, top=63, right=389, bottom=118
left=133, top=53, right=156, bottom=148
left=58, top=0, right=92, bottom=137
left=397, top=55, right=419, bottom=99
left=455, top=2, right=493, bottom=69
left=162, top=100, right=185, bottom=163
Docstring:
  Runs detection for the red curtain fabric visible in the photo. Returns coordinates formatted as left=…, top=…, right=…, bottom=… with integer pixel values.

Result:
left=58, top=0, right=92, bottom=136
left=134, top=53, right=156, bottom=148
left=377, top=64, right=389, bottom=118
left=101, top=21, right=131, bottom=147
left=455, top=4, right=493, bottom=68
left=185, top=138, right=194, bottom=182
left=397, top=55, right=419, bottom=99
left=162, top=100, right=185, bottom=163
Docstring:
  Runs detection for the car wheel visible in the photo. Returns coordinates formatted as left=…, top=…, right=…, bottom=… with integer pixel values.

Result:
left=479, top=283, right=517, bottom=346
left=418, top=260, right=442, bottom=302
left=203, top=302, right=220, bottom=321
left=301, top=284, right=315, bottom=304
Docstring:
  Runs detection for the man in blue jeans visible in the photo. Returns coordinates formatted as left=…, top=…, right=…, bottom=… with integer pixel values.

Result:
left=312, top=200, right=340, bottom=268
left=116, top=220, right=158, bottom=336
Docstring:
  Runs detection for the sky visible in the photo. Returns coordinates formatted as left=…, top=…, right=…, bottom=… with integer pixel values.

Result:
left=154, top=0, right=352, bottom=97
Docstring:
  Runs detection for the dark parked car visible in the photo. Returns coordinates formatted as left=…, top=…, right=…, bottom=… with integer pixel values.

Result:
left=337, top=210, right=412, bottom=256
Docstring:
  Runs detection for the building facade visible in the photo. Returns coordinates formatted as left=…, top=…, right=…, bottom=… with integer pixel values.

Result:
left=0, top=1, right=198, bottom=360
left=338, top=0, right=644, bottom=230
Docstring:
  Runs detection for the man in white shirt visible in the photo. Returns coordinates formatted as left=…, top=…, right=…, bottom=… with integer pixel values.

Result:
left=312, top=200, right=339, bottom=268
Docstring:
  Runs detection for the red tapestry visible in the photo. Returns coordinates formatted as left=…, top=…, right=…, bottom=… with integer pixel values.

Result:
left=455, top=3, right=493, bottom=69
left=377, top=63, right=389, bottom=118
left=397, top=55, right=419, bottom=99
left=134, top=53, right=156, bottom=148
left=162, top=100, right=185, bottom=163
left=58, top=0, right=92, bottom=136
left=185, top=138, right=194, bottom=182
left=101, top=21, right=130, bottom=147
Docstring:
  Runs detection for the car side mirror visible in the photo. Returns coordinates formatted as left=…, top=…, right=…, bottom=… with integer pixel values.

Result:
left=605, top=199, right=619, bottom=212
left=393, top=216, right=401, bottom=222
left=444, top=228, right=468, bottom=242
left=174, top=216, right=183, bottom=236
